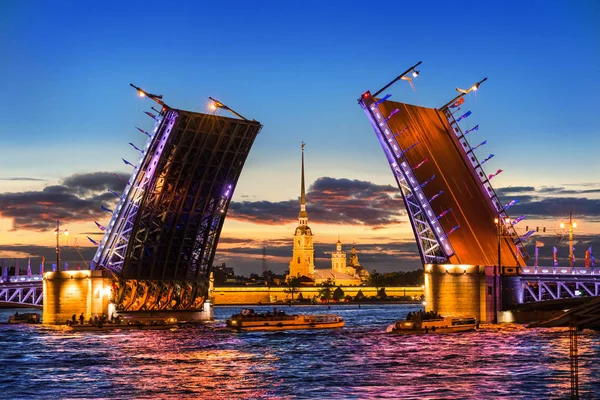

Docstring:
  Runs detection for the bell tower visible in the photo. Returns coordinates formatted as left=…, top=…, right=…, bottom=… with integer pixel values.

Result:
left=288, top=142, right=315, bottom=279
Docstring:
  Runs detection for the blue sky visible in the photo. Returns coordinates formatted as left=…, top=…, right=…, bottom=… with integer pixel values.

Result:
left=1, top=1, right=599, bottom=273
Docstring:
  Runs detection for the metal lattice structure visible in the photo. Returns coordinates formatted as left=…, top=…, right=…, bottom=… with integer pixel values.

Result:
left=94, top=100, right=262, bottom=311
left=0, top=283, right=43, bottom=308
left=359, top=93, right=453, bottom=264
left=520, top=267, right=600, bottom=303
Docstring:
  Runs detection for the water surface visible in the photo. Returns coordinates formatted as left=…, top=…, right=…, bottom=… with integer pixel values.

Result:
left=0, top=304, right=598, bottom=399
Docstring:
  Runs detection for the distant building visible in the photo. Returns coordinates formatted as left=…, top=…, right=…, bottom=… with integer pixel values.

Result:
left=286, top=143, right=365, bottom=286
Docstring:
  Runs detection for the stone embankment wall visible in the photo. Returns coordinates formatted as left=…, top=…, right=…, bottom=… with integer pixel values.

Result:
left=212, top=286, right=423, bottom=305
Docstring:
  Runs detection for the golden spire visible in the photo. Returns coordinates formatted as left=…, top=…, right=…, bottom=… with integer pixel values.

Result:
left=299, top=142, right=308, bottom=222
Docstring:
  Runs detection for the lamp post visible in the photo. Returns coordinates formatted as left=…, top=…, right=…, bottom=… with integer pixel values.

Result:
left=494, top=216, right=510, bottom=324
left=54, top=220, right=69, bottom=270
left=560, top=212, right=577, bottom=268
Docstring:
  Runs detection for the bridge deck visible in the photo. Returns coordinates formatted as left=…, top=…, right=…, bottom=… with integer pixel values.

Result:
left=378, top=101, right=522, bottom=266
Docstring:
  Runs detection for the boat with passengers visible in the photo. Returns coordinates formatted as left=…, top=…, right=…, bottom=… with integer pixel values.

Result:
left=386, top=310, right=478, bottom=334
left=226, top=308, right=344, bottom=331
left=68, top=317, right=178, bottom=332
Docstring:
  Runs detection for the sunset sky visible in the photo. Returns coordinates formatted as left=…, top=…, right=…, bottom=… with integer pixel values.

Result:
left=1, top=1, right=599, bottom=274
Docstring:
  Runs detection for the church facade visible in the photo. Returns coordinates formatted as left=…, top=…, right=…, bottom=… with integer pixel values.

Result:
left=287, top=144, right=369, bottom=286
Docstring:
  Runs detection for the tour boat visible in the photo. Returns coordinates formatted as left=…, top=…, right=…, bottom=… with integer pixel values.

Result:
left=8, top=312, right=40, bottom=324
left=386, top=313, right=478, bottom=334
left=68, top=317, right=178, bottom=332
left=226, top=309, right=344, bottom=331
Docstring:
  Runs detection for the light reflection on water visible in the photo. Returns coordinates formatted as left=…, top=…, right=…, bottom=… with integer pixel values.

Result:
left=0, top=304, right=599, bottom=399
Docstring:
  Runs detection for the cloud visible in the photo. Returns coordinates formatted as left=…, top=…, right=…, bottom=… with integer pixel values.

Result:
left=495, top=186, right=535, bottom=196
left=0, top=172, right=128, bottom=231
left=511, top=197, right=600, bottom=218
left=537, top=186, right=600, bottom=195
left=0, top=177, right=47, bottom=181
left=228, top=177, right=406, bottom=227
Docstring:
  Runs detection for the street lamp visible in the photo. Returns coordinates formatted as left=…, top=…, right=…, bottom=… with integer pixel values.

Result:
left=493, top=216, right=510, bottom=324
left=560, top=212, right=577, bottom=268
left=54, top=220, right=69, bottom=270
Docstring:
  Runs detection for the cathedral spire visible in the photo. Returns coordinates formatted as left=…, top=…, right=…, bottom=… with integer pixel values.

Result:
left=298, top=142, right=308, bottom=224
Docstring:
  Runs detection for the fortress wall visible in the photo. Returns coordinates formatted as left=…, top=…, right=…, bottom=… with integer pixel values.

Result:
left=212, top=286, right=423, bottom=305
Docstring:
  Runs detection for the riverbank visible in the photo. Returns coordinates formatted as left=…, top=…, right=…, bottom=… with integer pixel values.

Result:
left=214, top=300, right=423, bottom=307
left=212, top=285, right=423, bottom=305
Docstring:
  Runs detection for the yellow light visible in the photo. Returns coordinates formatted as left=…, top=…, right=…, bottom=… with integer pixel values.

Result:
left=209, top=102, right=217, bottom=111
left=471, top=85, right=478, bottom=91
left=138, top=90, right=145, bottom=97
left=573, top=222, right=577, bottom=228
left=494, top=218, right=499, bottom=223
left=64, top=229, right=69, bottom=236
left=560, top=223, right=565, bottom=228
left=505, top=218, right=511, bottom=223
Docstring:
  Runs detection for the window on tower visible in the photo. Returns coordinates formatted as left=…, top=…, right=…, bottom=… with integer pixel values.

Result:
left=297, top=257, right=300, bottom=264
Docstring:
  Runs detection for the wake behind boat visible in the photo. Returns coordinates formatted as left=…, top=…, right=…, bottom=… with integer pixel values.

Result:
left=68, top=317, right=178, bottom=332
left=386, top=311, right=478, bottom=334
left=227, top=308, right=344, bottom=331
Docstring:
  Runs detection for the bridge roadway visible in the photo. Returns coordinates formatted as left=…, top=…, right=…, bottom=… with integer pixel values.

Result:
left=378, top=100, right=523, bottom=267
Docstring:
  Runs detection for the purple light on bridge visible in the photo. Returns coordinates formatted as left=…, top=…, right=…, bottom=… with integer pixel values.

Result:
left=380, top=109, right=400, bottom=125
left=404, top=141, right=419, bottom=153
left=504, top=199, right=519, bottom=210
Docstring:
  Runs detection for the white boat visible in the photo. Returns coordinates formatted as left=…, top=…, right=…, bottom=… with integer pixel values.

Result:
left=386, top=313, right=478, bottom=334
left=227, top=309, right=344, bottom=331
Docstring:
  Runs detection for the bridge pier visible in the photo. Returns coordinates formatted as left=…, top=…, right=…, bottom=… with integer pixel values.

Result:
left=42, top=270, right=113, bottom=324
left=424, top=264, right=497, bottom=323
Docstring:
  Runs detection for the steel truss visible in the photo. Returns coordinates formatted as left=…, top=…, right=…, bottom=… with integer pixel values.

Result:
left=441, top=107, right=529, bottom=261
left=94, top=105, right=262, bottom=311
left=359, top=94, right=453, bottom=264
left=0, top=283, right=43, bottom=308
left=521, top=276, right=600, bottom=303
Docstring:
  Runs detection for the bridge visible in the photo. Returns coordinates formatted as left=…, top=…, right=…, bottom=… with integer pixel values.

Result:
left=357, top=62, right=598, bottom=322
left=1, top=68, right=597, bottom=323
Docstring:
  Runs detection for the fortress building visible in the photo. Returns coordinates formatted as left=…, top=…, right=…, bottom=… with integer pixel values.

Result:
left=287, top=144, right=367, bottom=286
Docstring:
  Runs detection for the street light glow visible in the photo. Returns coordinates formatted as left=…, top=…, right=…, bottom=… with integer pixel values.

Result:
left=138, top=90, right=145, bottom=97
left=573, top=222, right=577, bottom=228
left=412, top=70, right=419, bottom=78
left=505, top=218, right=510, bottom=223
left=560, top=222, right=565, bottom=228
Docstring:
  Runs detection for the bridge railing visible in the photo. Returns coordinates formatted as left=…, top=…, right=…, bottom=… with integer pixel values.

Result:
left=519, top=267, right=600, bottom=276
left=0, top=274, right=44, bottom=284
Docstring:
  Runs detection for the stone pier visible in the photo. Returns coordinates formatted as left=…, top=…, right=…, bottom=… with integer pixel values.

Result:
left=42, top=270, right=113, bottom=324
left=424, top=264, right=497, bottom=323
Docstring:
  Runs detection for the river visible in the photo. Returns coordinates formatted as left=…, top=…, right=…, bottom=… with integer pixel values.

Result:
left=0, top=304, right=598, bottom=399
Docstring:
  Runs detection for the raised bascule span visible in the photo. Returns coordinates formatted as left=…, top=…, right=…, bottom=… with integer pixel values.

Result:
left=358, top=63, right=531, bottom=322
left=90, top=88, right=262, bottom=313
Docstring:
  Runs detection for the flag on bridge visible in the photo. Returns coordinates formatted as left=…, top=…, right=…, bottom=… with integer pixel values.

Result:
left=465, top=125, right=479, bottom=135
left=87, top=236, right=99, bottom=246
left=27, top=258, right=32, bottom=277
left=553, top=247, right=558, bottom=266
left=534, top=246, right=539, bottom=267
left=488, top=169, right=503, bottom=180
left=456, top=111, right=472, bottom=122
left=585, top=247, right=591, bottom=268
left=450, top=97, right=465, bottom=108
left=572, top=247, right=576, bottom=265
left=95, top=221, right=107, bottom=231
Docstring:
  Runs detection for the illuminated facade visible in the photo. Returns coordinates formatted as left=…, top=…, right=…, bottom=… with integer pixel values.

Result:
left=94, top=100, right=262, bottom=312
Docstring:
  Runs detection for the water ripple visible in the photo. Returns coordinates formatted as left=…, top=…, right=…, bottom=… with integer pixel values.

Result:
left=0, top=305, right=598, bottom=399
